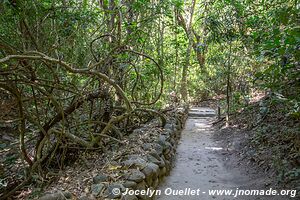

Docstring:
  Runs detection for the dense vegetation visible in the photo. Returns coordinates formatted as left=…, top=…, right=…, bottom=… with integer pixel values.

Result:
left=0, top=0, right=299, bottom=198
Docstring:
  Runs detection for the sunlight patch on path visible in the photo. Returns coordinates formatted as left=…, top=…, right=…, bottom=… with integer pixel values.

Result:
left=156, top=107, right=252, bottom=200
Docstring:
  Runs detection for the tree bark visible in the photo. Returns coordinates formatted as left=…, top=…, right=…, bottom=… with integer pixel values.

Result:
left=179, top=0, right=196, bottom=102
left=226, top=41, right=232, bottom=126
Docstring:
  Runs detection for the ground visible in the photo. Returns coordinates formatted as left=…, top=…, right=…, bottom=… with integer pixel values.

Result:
left=156, top=107, right=294, bottom=200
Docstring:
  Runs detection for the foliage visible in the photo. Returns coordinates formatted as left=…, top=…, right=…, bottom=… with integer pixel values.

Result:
left=0, top=0, right=299, bottom=198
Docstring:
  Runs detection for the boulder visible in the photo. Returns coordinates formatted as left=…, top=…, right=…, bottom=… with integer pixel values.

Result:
left=93, top=174, right=109, bottom=183
left=123, top=180, right=137, bottom=189
left=141, top=163, right=159, bottom=178
left=142, top=143, right=152, bottom=151
left=107, top=183, right=125, bottom=199
left=152, top=143, right=163, bottom=155
left=91, top=183, right=105, bottom=196
left=157, top=135, right=167, bottom=146
left=127, top=169, right=145, bottom=183
left=146, top=155, right=161, bottom=166
left=164, top=123, right=175, bottom=131
left=122, top=155, right=147, bottom=169
left=149, top=150, right=160, bottom=160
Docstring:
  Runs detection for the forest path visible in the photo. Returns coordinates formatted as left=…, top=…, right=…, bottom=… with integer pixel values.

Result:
left=155, top=107, right=280, bottom=200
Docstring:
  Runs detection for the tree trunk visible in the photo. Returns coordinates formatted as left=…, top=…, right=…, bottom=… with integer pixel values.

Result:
left=179, top=0, right=196, bottom=103
left=226, top=41, right=232, bottom=126
left=181, top=40, right=193, bottom=102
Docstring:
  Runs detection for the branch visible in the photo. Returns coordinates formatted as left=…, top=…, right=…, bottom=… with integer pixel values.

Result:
left=90, top=34, right=116, bottom=62
left=0, top=52, right=132, bottom=110
left=134, top=108, right=166, bottom=127
left=49, top=129, right=92, bottom=147
left=122, top=48, right=164, bottom=105
left=93, top=111, right=133, bottom=145
left=0, top=83, right=33, bottom=166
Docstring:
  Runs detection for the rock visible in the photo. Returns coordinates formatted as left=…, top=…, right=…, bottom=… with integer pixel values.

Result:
left=135, top=181, right=147, bottom=199
left=78, top=195, right=95, bottom=200
left=164, top=149, right=171, bottom=156
left=141, top=162, right=159, bottom=185
left=152, top=143, right=163, bottom=155
left=162, top=132, right=171, bottom=141
left=158, top=166, right=166, bottom=177
left=39, top=191, right=72, bottom=200
left=145, top=175, right=153, bottom=186
left=146, top=155, right=161, bottom=166
left=127, top=169, right=145, bottom=183
left=175, top=123, right=181, bottom=130
left=107, top=183, right=125, bottom=199
left=129, top=128, right=148, bottom=139
left=148, top=152, right=165, bottom=168
left=123, top=180, right=137, bottom=189
left=142, top=163, right=159, bottom=177
left=162, top=142, right=173, bottom=157
left=158, top=157, right=165, bottom=168
left=165, top=160, right=171, bottom=171
left=136, top=187, right=152, bottom=200
left=164, top=129, right=174, bottom=138
left=143, top=143, right=163, bottom=156
left=142, top=143, right=152, bottom=151
left=149, top=150, right=160, bottom=160
left=132, top=128, right=147, bottom=135
left=156, top=135, right=172, bottom=153
left=84, top=186, right=90, bottom=194
left=164, top=149, right=174, bottom=159
left=169, top=138, right=176, bottom=146
left=93, top=174, right=109, bottom=183
left=78, top=196, right=88, bottom=200
left=123, top=155, right=147, bottom=169
left=163, top=141, right=172, bottom=151
left=138, top=194, right=152, bottom=200
left=121, top=194, right=138, bottom=200
left=153, top=178, right=159, bottom=188
left=135, top=180, right=146, bottom=191
left=110, top=161, right=119, bottom=166
left=164, top=123, right=175, bottom=130
left=91, top=183, right=105, bottom=196
left=157, top=135, right=167, bottom=146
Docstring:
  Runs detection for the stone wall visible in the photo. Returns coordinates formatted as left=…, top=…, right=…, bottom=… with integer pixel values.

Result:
left=39, top=107, right=188, bottom=200
left=117, top=108, right=188, bottom=200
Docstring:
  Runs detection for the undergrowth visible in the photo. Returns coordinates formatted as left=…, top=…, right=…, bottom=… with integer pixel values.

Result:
left=232, top=93, right=300, bottom=189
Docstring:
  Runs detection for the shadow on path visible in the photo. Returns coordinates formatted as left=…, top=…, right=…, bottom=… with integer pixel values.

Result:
left=156, top=107, right=286, bottom=200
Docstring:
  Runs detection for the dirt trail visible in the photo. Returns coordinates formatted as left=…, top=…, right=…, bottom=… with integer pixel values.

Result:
left=156, top=107, right=285, bottom=200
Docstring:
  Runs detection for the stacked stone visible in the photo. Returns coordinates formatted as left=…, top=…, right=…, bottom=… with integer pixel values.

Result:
left=39, top=108, right=188, bottom=200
